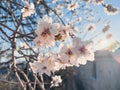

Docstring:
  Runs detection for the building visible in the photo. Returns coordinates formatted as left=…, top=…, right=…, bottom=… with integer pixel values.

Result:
left=76, top=50, right=120, bottom=90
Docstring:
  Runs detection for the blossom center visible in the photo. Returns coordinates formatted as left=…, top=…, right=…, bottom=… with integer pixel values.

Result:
left=66, top=49, right=73, bottom=56
left=42, top=66, right=47, bottom=70
left=41, top=28, right=50, bottom=37
left=79, top=45, right=87, bottom=54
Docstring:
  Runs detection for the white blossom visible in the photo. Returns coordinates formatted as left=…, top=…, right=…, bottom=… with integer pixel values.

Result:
left=21, top=2, right=35, bottom=18
left=34, top=15, right=56, bottom=47
left=73, top=38, right=95, bottom=65
left=34, top=15, right=72, bottom=47
left=51, top=75, right=62, bottom=87
left=58, top=45, right=76, bottom=65
left=30, top=57, right=60, bottom=76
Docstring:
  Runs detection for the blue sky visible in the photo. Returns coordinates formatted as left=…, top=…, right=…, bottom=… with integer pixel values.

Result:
left=0, top=0, right=120, bottom=63
left=101, top=0, right=120, bottom=42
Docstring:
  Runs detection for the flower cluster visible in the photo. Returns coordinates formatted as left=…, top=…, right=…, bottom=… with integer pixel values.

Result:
left=34, top=15, right=72, bottom=47
left=57, top=38, right=95, bottom=67
left=29, top=11, right=120, bottom=87
left=29, top=57, right=60, bottom=76
left=19, top=0, right=119, bottom=88
left=31, top=35, right=95, bottom=75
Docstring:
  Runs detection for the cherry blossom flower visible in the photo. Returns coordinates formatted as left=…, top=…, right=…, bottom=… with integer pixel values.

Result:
left=67, top=3, right=78, bottom=11
left=58, top=45, right=75, bottom=67
left=51, top=75, right=62, bottom=87
left=104, top=4, right=119, bottom=15
left=58, top=39, right=79, bottom=66
left=21, top=2, right=35, bottom=18
left=73, top=38, right=95, bottom=65
left=34, top=15, right=56, bottom=47
left=34, top=15, right=72, bottom=47
left=87, top=23, right=96, bottom=32
left=30, top=57, right=61, bottom=76
left=102, top=25, right=110, bottom=33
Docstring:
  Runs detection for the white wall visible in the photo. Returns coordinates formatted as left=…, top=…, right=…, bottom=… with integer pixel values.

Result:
left=77, top=50, right=120, bottom=90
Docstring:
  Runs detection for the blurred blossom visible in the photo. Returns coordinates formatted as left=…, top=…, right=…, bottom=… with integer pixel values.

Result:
left=104, top=4, right=119, bottom=15
left=102, top=25, right=110, bottom=33
left=83, top=0, right=104, bottom=5
left=52, top=0, right=57, bottom=3
left=51, top=75, right=62, bottom=87
left=87, top=23, right=96, bottom=32
left=95, top=37, right=120, bottom=52
left=106, top=33, right=112, bottom=39
left=106, top=40, right=120, bottom=52
left=36, top=0, right=42, bottom=4
left=20, top=42, right=29, bottom=49
left=56, top=10, right=63, bottom=17
left=67, top=3, right=78, bottom=11
left=92, top=0, right=104, bottom=5
left=21, top=2, right=35, bottom=18
left=83, top=0, right=91, bottom=3
left=77, top=17, right=82, bottom=22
